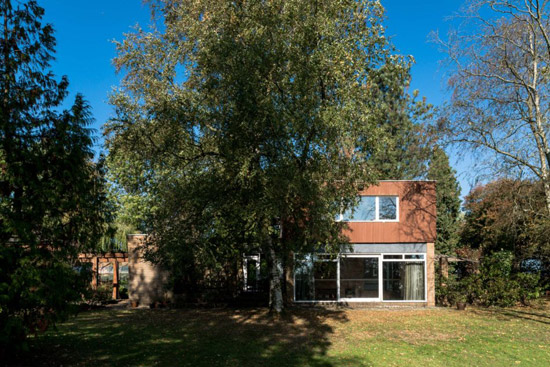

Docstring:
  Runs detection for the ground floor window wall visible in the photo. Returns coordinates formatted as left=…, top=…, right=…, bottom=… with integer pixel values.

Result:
left=294, top=252, right=426, bottom=302
left=295, top=255, right=338, bottom=301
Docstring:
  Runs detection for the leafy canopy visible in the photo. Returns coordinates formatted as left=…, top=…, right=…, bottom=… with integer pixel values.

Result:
left=106, top=0, right=427, bottom=301
left=461, top=179, right=550, bottom=264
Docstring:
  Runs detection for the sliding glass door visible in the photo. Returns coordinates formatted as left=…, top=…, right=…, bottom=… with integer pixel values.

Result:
left=339, top=255, right=380, bottom=301
left=382, top=255, right=426, bottom=301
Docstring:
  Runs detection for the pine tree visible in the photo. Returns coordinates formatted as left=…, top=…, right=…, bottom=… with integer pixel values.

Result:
left=0, top=1, right=108, bottom=354
left=427, top=146, right=461, bottom=255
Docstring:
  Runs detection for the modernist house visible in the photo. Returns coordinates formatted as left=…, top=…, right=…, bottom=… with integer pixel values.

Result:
left=288, top=180, right=436, bottom=306
left=124, top=180, right=436, bottom=307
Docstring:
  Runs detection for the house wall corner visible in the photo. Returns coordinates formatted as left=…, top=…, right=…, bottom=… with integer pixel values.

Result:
left=426, top=242, right=435, bottom=307
left=127, top=234, right=171, bottom=306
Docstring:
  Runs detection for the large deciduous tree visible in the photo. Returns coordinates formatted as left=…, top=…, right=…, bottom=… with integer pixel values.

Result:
left=0, top=0, right=108, bottom=354
left=461, top=179, right=550, bottom=268
left=106, top=0, right=424, bottom=312
left=435, top=0, right=550, bottom=214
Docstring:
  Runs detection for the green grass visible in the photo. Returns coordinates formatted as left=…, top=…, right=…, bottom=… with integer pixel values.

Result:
left=19, top=301, right=550, bottom=367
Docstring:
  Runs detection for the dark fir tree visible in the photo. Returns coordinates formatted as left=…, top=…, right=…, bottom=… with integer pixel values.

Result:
left=368, top=70, right=433, bottom=180
left=427, top=146, right=461, bottom=255
left=0, top=1, right=108, bottom=354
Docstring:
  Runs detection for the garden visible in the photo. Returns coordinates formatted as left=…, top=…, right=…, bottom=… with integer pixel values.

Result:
left=18, top=301, right=550, bottom=367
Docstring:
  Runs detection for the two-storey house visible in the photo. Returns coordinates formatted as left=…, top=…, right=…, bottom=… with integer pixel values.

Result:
left=289, top=180, right=436, bottom=306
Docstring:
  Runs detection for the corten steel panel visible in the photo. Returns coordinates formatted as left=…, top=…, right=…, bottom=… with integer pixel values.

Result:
left=342, top=181, right=436, bottom=243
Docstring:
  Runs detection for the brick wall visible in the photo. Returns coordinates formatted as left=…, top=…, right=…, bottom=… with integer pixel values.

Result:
left=127, top=234, right=171, bottom=306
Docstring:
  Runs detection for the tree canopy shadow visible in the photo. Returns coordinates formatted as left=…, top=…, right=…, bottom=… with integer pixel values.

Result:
left=16, top=307, right=366, bottom=367
left=470, top=305, right=550, bottom=326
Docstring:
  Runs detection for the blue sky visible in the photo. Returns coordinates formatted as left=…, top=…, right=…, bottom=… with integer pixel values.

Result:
left=41, top=0, right=472, bottom=197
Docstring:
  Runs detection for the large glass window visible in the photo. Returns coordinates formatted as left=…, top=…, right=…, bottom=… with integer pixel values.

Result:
left=98, top=262, right=113, bottom=284
left=243, top=255, right=261, bottom=292
left=314, top=261, right=337, bottom=300
left=119, top=263, right=129, bottom=299
left=382, top=261, right=425, bottom=301
left=295, top=255, right=337, bottom=301
left=343, top=197, right=375, bottom=221
left=295, top=253, right=426, bottom=302
left=295, top=256, right=314, bottom=301
left=341, top=196, right=398, bottom=222
left=340, top=257, right=379, bottom=299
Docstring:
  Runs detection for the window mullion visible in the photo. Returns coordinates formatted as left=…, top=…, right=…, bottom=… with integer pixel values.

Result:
left=337, top=254, right=340, bottom=301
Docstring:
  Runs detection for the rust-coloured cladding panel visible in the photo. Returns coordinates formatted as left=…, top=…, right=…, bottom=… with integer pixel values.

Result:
left=343, top=181, right=436, bottom=243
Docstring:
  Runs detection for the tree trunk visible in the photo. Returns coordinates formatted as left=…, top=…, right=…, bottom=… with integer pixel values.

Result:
left=543, top=178, right=550, bottom=216
left=267, top=236, right=283, bottom=314
left=532, top=89, right=550, bottom=216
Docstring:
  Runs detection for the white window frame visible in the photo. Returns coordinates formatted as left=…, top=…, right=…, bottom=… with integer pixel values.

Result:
left=293, top=252, right=426, bottom=303
left=380, top=254, right=427, bottom=303
left=337, top=196, right=399, bottom=223
left=338, top=254, right=382, bottom=302
left=293, top=254, right=338, bottom=302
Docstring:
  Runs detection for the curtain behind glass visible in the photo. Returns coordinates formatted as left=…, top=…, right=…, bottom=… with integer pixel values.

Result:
left=404, top=263, right=424, bottom=300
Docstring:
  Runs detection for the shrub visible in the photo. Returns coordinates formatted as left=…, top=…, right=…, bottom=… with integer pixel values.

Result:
left=445, top=251, right=542, bottom=307
left=86, top=284, right=113, bottom=305
left=515, top=272, right=542, bottom=304
left=119, top=285, right=129, bottom=299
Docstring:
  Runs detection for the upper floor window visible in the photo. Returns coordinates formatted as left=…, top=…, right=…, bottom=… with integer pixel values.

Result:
left=340, top=196, right=398, bottom=222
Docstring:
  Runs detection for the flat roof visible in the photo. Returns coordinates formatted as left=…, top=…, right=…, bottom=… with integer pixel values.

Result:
left=378, top=180, right=436, bottom=182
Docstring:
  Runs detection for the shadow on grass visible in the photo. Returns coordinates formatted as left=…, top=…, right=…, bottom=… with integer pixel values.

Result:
left=17, top=307, right=364, bottom=367
left=495, top=309, right=550, bottom=325
left=471, top=303, right=550, bottom=326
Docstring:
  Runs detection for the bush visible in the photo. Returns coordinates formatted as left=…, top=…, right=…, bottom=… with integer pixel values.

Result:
left=463, top=272, right=520, bottom=307
left=515, top=272, right=542, bottom=304
left=0, top=255, right=91, bottom=357
left=86, top=284, right=113, bottom=305
left=435, top=270, right=456, bottom=306
left=443, top=251, right=542, bottom=307
left=119, top=285, right=129, bottom=299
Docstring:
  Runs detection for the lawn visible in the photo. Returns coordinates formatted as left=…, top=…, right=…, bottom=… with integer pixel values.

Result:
left=17, top=302, right=550, bottom=367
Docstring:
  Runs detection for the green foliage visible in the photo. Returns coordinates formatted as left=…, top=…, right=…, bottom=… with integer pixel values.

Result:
left=455, top=179, right=549, bottom=305
left=0, top=0, right=109, bottom=355
left=428, top=146, right=461, bottom=255
left=86, top=284, right=114, bottom=305
left=105, top=0, right=427, bottom=307
left=361, top=67, right=433, bottom=180
left=98, top=220, right=133, bottom=253
left=461, top=179, right=550, bottom=267
left=446, top=251, right=541, bottom=307
left=434, top=263, right=457, bottom=306
left=515, top=272, right=542, bottom=304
